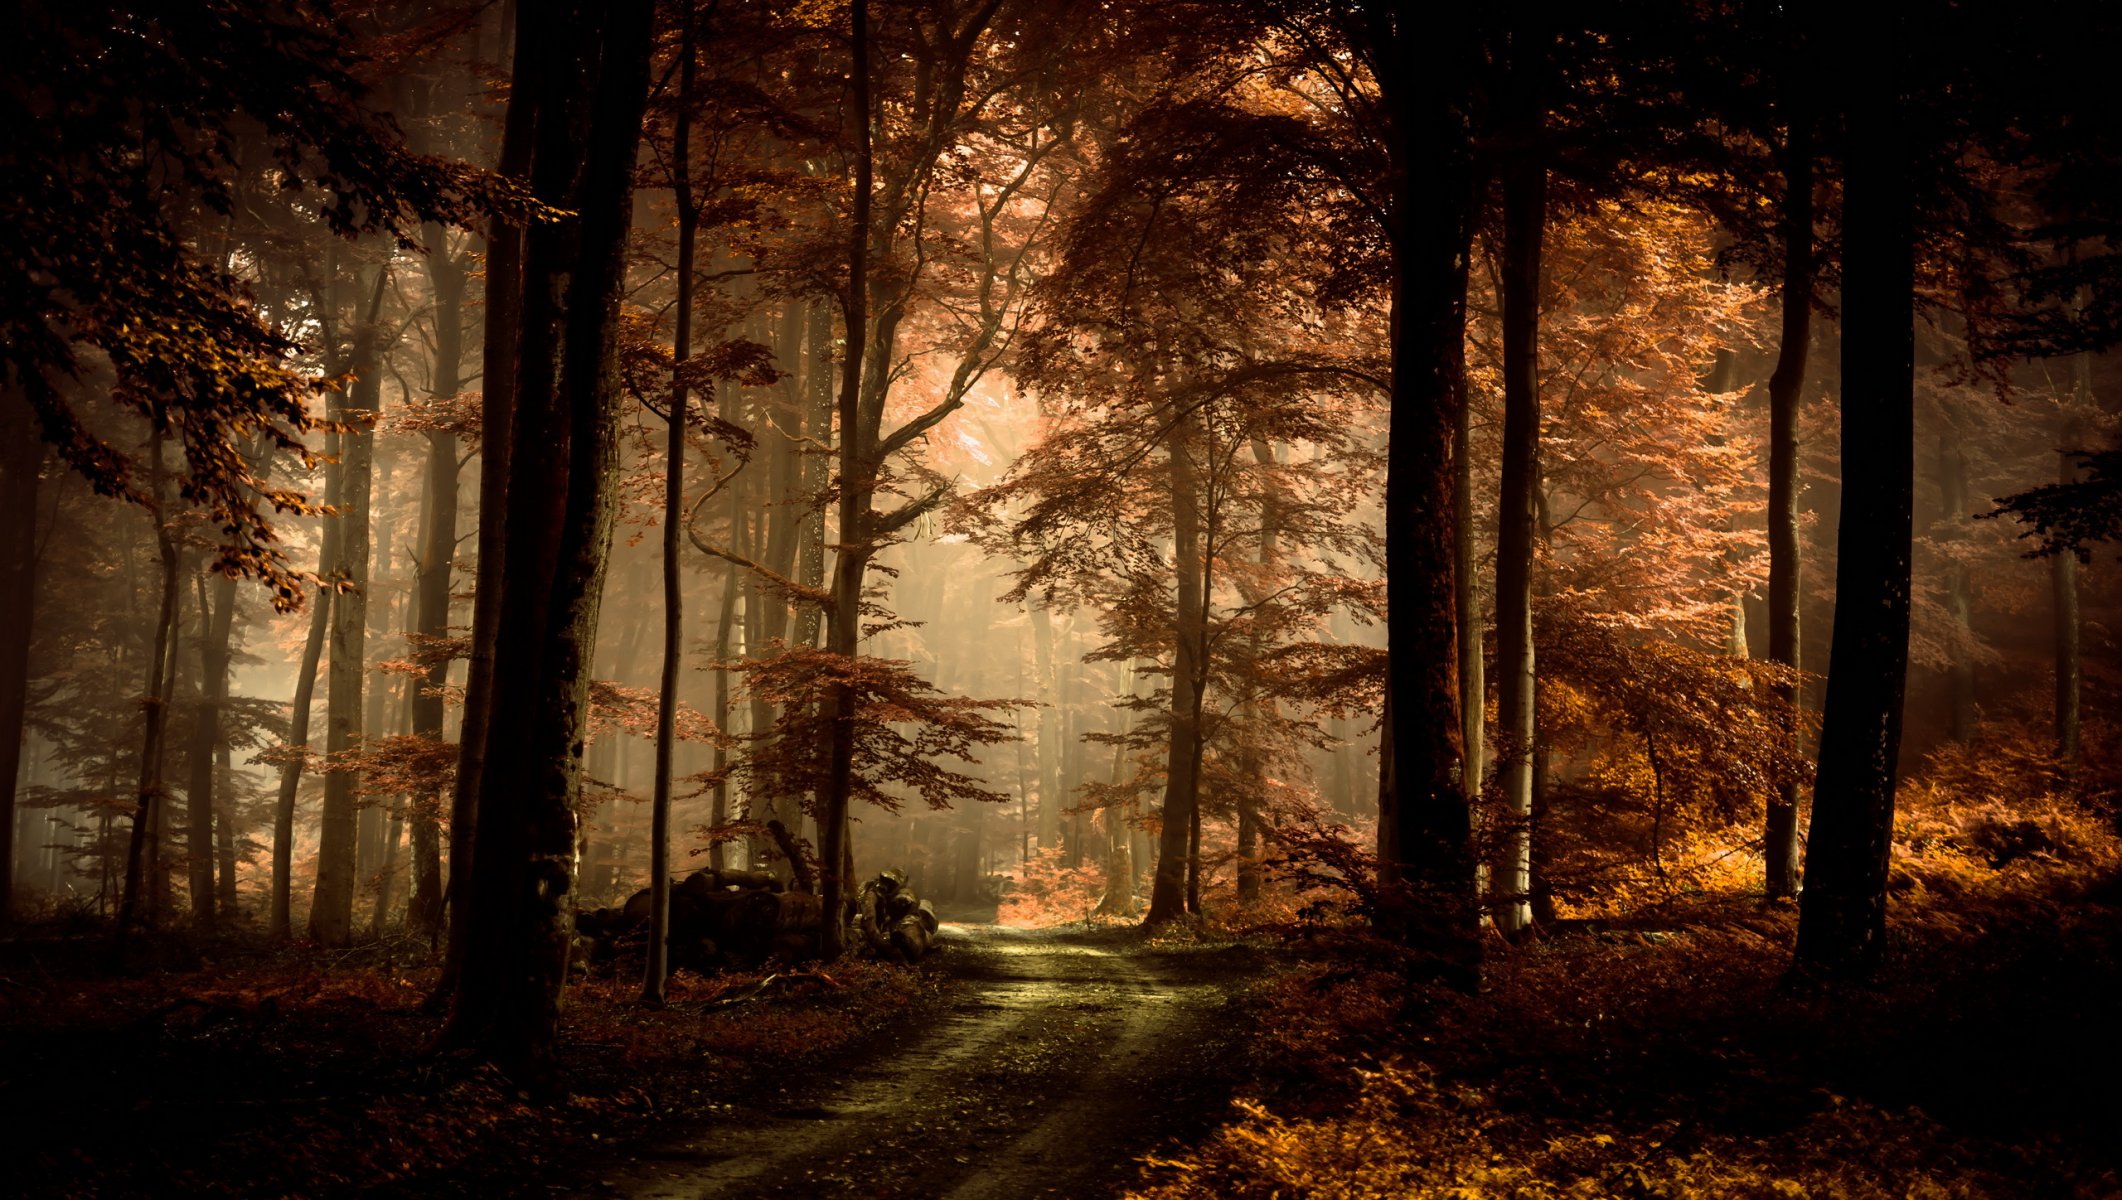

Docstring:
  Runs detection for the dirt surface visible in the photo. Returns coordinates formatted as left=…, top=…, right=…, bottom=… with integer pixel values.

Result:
left=580, top=924, right=1258, bottom=1200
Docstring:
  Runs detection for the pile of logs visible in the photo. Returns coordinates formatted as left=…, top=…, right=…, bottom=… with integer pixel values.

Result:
left=574, top=866, right=823, bottom=975
left=849, top=869, right=939, bottom=964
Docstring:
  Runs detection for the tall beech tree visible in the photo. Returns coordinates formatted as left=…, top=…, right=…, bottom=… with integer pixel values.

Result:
left=1491, top=16, right=1548, bottom=937
left=441, top=0, right=653, bottom=1083
left=1795, top=38, right=1917, bottom=977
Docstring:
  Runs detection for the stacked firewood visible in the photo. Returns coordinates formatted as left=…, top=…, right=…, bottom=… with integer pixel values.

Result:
left=849, top=869, right=940, bottom=964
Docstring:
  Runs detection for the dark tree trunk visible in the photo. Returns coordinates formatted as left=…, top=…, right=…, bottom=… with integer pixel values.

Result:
left=439, top=1, right=537, bottom=998
left=818, top=0, right=873, bottom=961
left=116, top=431, right=182, bottom=939
left=312, top=274, right=385, bottom=947
left=2053, top=356, right=2087, bottom=767
left=213, top=737, right=238, bottom=913
left=0, top=396, right=40, bottom=926
left=442, top=0, right=652, bottom=1085
left=409, top=220, right=466, bottom=939
left=1935, top=417, right=1976, bottom=742
left=1765, top=120, right=1812, bottom=901
left=271, top=566, right=332, bottom=938
left=1147, top=409, right=1207, bottom=925
left=644, top=11, right=696, bottom=1009
left=1366, top=6, right=1479, bottom=965
left=184, top=567, right=237, bottom=928
left=1795, top=62, right=1914, bottom=977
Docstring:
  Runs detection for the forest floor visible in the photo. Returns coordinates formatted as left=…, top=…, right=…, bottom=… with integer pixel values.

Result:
left=11, top=831, right=2122, bottom=1199
left=588, top=925, right=1261, bottom=1200
left=0, top=917, right=1264, bottom=1199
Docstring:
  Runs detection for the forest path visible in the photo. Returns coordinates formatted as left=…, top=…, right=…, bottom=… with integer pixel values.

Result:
left=584, top=924, right=1254, bottom=1200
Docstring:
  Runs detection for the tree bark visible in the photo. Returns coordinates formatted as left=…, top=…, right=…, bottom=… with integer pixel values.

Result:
left=1365, top=5, right=1479, bottom=966
left=2053, top=354, right=2088, bottom=768
left=116, top=430, right=182, bottom=939
left=311, top=272, right=385, bottom=946
left=271, top=558, right=333, bottom=938
left=213, top=737, right=237, bottom=913
left=439, top=0, right=537, bottom=998
left=0, top=395, right=40, bottom=926
left=408, top=221, right=466, bottom=938
left=184, top=567, right=237, bottom=927
left=442, top=0, right=652, bottom=1085
left=644, top=11, right=696, bottom=1008
left=1794, top=59, right=1913, bottom=977
left=1765, top=119, right=1812, bottom=901
left=818, top=0, right=873, bottom=960
left=1030, top=592, right=1064, bottom=853
left=1146, top=411, right=1206, bottom=925
left=1492, top=52, right=1545, bottom=936
left=1935, top=416, right=1976, bottom=741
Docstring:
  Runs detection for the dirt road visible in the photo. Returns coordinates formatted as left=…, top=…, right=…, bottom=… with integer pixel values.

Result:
left=585, top=924, right=1254, bottom=1200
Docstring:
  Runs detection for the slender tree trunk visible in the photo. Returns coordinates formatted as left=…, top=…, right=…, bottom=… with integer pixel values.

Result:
left=116, top=430, right=182, bottom=939
left=1454, top=358, right=1484, bottom=808
left=1935, top=416, right=1976, bottom=741
left=312, top=272, right=385, bottom=946
left=818, top=0, right=872, bottom=961
left=1492, top=68, right=1545, bottom=937
left=442, top=0, right=652, bottom=1085
left=214, top=738, right=238, bottom=913
left=1795, top=57, right=1914, bottom=977
left=644, top=13, right=695, bottom=1008
left=272, top=574, right=333, bottom=938
left=1765, top=120, right=1812, bottom=901
left=184, top=568, right=237, bottom=928
left=439, top=0, right=536, bottom=998
left=0, top=396, right=40, bottom=926
left=370, top=609, right=416, bottom=937
left=1147, top=413, right=1205, bottom=925
left=1030, top=592, right=1063, bottom=853
left=710, top=546, right=738, bottom=875
left=2053, top=354, right=2088, bottom=768
left=409, top=225, right=465, bottom=939
left=1096, top=664, right=1137, bottom=917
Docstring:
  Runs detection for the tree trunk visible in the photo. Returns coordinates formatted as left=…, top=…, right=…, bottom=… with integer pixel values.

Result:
left=644, top=12, right=695, bottom=1009
left=442, top=0, right=652, bottom=1085
left=1765, top=119, right=1812, bottom=901
left=184, top=567, right=237, bottom=928
left=0, top=395, right=40, bottom=926
left=1368, top=8, right=1479, bottom=965
left=817, top=0, right=873, bottom=961
left=1030, top=592, right=1063, bottom=853
left=116, top=430, right=183, bottom=938
left=1794, top=60, right=1914, bottom=977
left=2053, top=354, right=2088, bottom=768
left=408, top=222, right=465, bottom=939
left=214, top=738, right=238, bottom=913
left=1146, top=412, right=1205, bottom=925
left=271, top=568, right=332, bottom=938
left=439, top=0, right=537, bottom=998
left=1096, top=664, right=1137, bottom=917
left=1935, top=416, right=1976, bottom=741
left=1454, top=350, right=1484, bottom=810
left=1492, top=67, right=1545, bottom=937
left=311, top=272, right=385, bottom=947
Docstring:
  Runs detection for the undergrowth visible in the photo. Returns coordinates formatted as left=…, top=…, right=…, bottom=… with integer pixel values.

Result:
left=1130, top=764, right=2122, bottom=1199
left=0, top=940, right=949, bottom=1197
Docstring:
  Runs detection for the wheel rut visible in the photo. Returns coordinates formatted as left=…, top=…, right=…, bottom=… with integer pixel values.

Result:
left=585, top=924, right=1250, bottom=1200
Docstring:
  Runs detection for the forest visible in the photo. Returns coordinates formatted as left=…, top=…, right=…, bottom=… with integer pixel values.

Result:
left=2, top=1, right=2120, bottom=1196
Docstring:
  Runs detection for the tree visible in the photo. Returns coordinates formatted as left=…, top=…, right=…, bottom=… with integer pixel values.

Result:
left=441, top=0, right=654, bottom=1084
left=1794, top=36, right=1917, bottom=977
